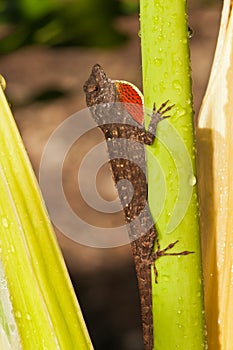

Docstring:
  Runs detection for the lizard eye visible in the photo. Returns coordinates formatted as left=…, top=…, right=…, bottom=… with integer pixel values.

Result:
left=87, top=84, right=100, bottom=93
left=105, top=130, right=113, bottom=140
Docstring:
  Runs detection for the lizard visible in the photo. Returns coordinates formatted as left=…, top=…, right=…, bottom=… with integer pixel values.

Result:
left=83, top=64, right=191, bottom=350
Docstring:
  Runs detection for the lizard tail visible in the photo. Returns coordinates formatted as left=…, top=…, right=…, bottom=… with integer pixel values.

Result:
left=133, top=258, right=154, bottom=350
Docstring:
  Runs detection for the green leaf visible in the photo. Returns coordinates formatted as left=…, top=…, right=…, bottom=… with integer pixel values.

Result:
left=0, top=78, right=93, bottom=349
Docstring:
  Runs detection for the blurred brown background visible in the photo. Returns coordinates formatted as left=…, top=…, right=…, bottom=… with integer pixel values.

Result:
left=0, top=0, right=221, bottom=349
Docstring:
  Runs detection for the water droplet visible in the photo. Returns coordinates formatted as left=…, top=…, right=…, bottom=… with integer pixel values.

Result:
left=26, top=313, right=31, bottom=320
left=137, top=30, right=141, bottom=38
left=189, top=175, right=196, bottom=186
left=162, top=274, right=170, bottom=282
left=153, top=57, right=162, bottom=66
left=2, top=217, right=9, bottom=228
left=176, top=107, right=186, bottom=117
left=172, top=80, right=182, bottom=94
left=15, top=311, right=22, bottom=319
left=159, top=81, right=165, bottom=93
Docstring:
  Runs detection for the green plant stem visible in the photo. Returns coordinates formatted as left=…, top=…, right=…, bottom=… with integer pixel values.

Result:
left=140, top=0, right=206, bottom=349
left=0, top=81, right=93, bottom=349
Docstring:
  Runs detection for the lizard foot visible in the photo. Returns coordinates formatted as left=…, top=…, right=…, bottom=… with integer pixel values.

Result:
left=150, top=239, right=194, bottom=283
left=152, top=100, right=175, bottom=121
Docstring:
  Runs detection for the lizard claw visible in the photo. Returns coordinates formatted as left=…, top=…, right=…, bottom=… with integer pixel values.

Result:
left=154, top=100, right=175, bottom=120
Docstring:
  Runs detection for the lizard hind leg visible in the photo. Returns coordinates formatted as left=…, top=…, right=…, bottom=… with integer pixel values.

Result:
left=150, top=240, right=194, bottom=283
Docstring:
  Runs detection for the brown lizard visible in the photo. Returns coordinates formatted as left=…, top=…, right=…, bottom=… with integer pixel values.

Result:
left=83, top=64, right=191, bottom=350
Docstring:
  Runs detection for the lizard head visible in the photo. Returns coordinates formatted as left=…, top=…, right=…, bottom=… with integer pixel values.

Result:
left=83, top=64, right=116, bottom=107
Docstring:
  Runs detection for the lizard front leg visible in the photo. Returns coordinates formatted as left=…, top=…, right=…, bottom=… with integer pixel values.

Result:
left=141, top=100, right=174, bottom=145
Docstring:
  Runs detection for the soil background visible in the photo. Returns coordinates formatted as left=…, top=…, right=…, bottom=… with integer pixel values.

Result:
left=0, top=1, right=221, bottom=349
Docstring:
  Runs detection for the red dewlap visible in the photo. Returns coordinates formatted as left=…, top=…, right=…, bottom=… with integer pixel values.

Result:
left=115, top=81, right=144, bottom=125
